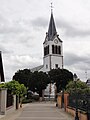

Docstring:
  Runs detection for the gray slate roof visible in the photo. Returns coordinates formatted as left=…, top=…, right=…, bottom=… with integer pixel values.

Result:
left=31, top=65, right=44, bottom=72
left=48, top=12, right=57, bottom=40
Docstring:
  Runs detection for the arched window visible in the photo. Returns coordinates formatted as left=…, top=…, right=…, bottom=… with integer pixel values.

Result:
left=44, top=45, right=49, bottom=56
left=48, top=45, right=49, bottom=54
left=59, top=46, right=61, bottom=55
left=52, top=45, right=54, bottom=54
left=54, top=45, right=56, bottom=54
left=56, top=46, right=57, bottom=54
left=52, top=45, right=61, bottom=55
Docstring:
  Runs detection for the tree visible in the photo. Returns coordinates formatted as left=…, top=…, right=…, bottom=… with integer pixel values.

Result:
left=0, top=80, right=27, bottom=107
left=13, top=69, right=50, bottom=97
left=13, top=69, right=32, bottom=88
left=3, top=80, right=27, bottom=96
left=48, top=68, right=73, bottom=93
left=66, top=80, right=90, bottom=94
left=30, top=71, right=49, bottom=97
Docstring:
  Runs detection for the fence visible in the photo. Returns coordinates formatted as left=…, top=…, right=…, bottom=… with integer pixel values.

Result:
left=6, top=90, right=13, bottom=108
left=68, top=92, right=90, bottom=120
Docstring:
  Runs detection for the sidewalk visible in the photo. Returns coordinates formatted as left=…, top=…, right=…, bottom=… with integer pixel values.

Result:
left=0, top=102, right=74, bottom=120
left=0, top=104, right=29, bottom=120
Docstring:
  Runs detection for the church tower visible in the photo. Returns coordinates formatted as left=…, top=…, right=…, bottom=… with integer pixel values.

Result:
left=42, top=9, right=63, bottom=72
left=31, top=5, right=63, bottom=74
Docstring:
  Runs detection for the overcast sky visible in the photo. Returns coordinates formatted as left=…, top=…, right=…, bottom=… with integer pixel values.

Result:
left=0, top=0, right=90, bottom=82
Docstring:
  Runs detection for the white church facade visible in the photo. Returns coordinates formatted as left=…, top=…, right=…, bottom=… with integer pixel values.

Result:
left=31, top=11, right=63, bottom=73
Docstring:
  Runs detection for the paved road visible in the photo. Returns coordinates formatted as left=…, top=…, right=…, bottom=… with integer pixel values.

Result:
left=15, top=102, right=74, bottom=120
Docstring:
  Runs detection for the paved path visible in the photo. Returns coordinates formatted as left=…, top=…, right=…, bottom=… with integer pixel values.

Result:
left=16, top=102, right=74, bottom=120
left=0, top=102, right=74, bottom=120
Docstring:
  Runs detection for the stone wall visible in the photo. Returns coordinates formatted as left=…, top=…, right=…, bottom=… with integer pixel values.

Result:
left=57, top=93, right=62, bottom=108
left=66, top=107, right=87, bottom=120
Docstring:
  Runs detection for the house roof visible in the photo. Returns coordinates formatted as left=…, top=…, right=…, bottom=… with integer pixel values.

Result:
left=0, top=51, right=5, bottom=82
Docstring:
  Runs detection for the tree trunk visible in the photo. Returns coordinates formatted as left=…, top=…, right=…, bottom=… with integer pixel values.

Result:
left=39, top=90, right=42, bottom=101
left=20, top=97, right=23, bottom=108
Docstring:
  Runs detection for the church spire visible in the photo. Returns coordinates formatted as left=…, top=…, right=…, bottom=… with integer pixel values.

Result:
left=48, top=3, right=57, bottom=40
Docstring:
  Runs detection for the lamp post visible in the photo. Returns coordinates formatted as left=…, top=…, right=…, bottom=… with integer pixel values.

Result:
left=73, top=73, right=79, bottom=120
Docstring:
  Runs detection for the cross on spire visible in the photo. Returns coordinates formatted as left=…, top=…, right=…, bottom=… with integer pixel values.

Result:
left=50, top=2, right=53, bottom=13
left=48, top=3, right=57, bottom=40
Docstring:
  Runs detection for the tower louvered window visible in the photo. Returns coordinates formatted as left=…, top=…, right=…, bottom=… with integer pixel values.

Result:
left=44, top=45, right=49, bottom=56
left=52, top=45, right=61, bottom=55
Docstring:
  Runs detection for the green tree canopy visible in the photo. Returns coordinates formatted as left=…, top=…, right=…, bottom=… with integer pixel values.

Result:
left=13, top=69, right=32, bottom=88
left=13, top=69, right=50, bottom=97
left=0, top=80, right=27, bottom=97
left=66, top=80, right=90, bottom=94
left=29, top=71, right=49, bottom=97
left=48, top=68, right=73, bottom=92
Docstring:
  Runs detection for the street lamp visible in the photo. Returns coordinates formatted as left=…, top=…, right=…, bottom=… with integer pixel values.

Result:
left=73, top=73, right=79, bottom=120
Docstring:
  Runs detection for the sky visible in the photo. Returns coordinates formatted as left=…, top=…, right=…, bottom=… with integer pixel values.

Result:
left=0, top=0, right=90, bottom=82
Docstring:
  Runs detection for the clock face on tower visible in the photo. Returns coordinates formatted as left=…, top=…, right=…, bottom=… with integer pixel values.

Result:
left=54, top=39, right=58, bottom=44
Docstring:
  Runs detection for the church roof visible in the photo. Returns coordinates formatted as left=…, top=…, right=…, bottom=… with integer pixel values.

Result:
left=48, top=12, right=57, bottom=40
left=31, top=65, right=44, bottom=72
left=0, top=51, right=5, bottom=82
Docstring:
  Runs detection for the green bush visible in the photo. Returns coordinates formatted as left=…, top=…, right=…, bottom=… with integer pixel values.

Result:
left=32, top=95, right=39, bottom=101
left=22, top=98, right=32, bottom=103
left=22, top=94, right=39, bottom=104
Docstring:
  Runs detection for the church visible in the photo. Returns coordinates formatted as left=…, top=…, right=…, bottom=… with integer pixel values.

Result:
left=31, top=8, right=63, bottom=98
left=31, top=10, right=63, bottom=73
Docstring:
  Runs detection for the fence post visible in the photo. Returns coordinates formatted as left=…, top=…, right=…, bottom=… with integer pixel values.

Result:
left=86, top=94, right=90, bottom=120
left=0, top=88, right=7, bottom=115
left=16, top=95, right=19, bottom=109
left=64, top=92, right=69, bottom=111
left=57, top=93, right=62, bottom=108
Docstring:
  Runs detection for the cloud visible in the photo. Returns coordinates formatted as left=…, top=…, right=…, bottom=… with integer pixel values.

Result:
left=64, top=52, right=90, bottom=70
left=31, top=16, right=90, bottom=37
left=0, top=22, right=27, bottom=34
left=4, top=54, right=42, bottom=81
left=57, top=19, right=90, bottom=37
left=0, top=44, right=14, bottom=54
left=64, top=52, right=90, bottom=80
left=31, top=17, right=48, bottom=28
left=0, top=13, right=29, bottom=35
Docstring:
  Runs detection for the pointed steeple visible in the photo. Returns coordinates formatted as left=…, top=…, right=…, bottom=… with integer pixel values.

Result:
left=0, top=51, right=5, bottom=82
left=48, top=10, right=57, bottom=40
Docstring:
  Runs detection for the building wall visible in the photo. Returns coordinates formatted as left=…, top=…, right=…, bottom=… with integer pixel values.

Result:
left=51, top=55, right=63, bottom=69
left=43, top=37, right=63, bottom=72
